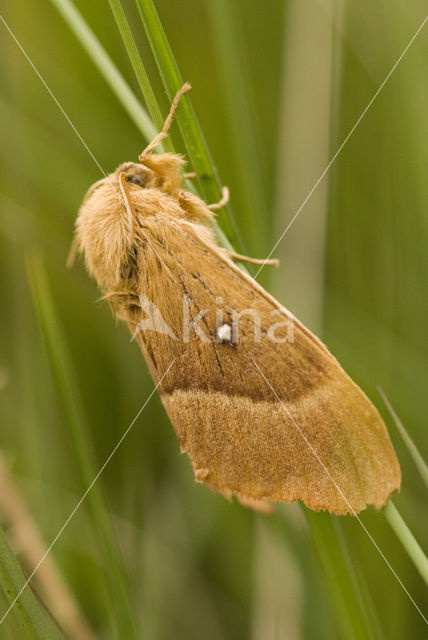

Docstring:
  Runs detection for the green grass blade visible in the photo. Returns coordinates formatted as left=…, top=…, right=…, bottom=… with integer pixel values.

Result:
left=107, top=0, right=170, bottom=148
left=135, top=0, right=243, bottom=249
left=26, top=251, right=139, bottom=639
left=384, top=502, right=428, bottom=588
left=50, top=0, right=156, bottom=141
left=204, top=0, right=270, bottom=253
left=378, top=387, right=428, bottom=489
left=0, top=524, right=63, bottom=639
left=109, top=0, right=239, bottom=256
left=305, top=510, right=376, bottom=640
left=380, top=388, right=428, bottom=588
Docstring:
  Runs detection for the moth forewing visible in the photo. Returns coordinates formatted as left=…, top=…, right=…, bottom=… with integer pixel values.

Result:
left=73, top=86, right=401, bottom=516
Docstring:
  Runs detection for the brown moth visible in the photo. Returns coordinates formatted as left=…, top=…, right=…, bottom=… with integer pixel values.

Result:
left=72, top=84, right=401, bottom=515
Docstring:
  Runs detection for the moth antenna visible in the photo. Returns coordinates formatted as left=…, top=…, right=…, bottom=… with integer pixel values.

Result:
left=139, top=82, right=192, bottom=160
left=118, top=172, right=137, bottom=244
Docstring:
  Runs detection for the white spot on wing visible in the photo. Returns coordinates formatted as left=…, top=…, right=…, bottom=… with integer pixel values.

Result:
left=217, top=323, right=232, bottom=343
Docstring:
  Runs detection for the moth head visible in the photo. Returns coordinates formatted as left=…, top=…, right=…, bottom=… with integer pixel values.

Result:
left=115, top=155, right=186, bottom=193
left=138, top=152, right=185, bottom=194
left=72, top=85, right=193, bottom=290
left=114, top=162, right=153, bottom=189
left=73, top=155, right=186, bottom=289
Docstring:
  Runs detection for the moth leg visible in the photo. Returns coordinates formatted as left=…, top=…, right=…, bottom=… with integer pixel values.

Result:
left=228, top=252, right=279, bottom=267
left=207, top=186, right=229, bottom=211
left=178, top=190, right=213, bottom=221
left=139, top=82, right=192, bottom=159
left=183, top=172, right=197, bottom=179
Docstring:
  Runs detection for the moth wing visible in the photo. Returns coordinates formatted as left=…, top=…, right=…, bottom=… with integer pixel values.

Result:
left=124, top=216, right=400, bottom=515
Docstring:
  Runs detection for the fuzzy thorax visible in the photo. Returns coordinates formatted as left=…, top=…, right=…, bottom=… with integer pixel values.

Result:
left=75, top=154, right=214, bottom=291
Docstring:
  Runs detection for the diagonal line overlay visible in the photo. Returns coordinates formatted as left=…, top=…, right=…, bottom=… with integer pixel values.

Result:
left=0, top=360, right=176, bottom=626
left=251, top=357, right=428, bottom=625
left=254, top=14, right=428, bottom=281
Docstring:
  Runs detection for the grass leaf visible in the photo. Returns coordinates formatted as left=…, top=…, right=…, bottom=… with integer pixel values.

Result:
left=50, top=0, right=156, bottom=140
left=378, top=387, right=428, bottom=489
left=135, top=0, right=243, bottom=249
left=384, top=502, right=428, bottom=588
left=26, top=250, right=139, bottom=639
left=305, top=510, right=377, bottom=640
left=0, top=523, right=63, bottom=639
left=107, top=0, right=168, bottom=142
left=204, top=0, right=271, bottom=253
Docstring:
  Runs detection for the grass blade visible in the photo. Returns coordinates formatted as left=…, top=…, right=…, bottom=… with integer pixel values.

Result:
left=107, top=0, right=169, bottom=145
left=26, top=250, right=139, bottom=639
left=135, top=0, right=243, bottom=249
left=0, top=524, right=63, bottom=639
left=204, top=0, right=270, bottom=253
left=378, top=387, right=428, bottom=489
left=50, top=0, right=156, bottom=140
left=108, top=0, right=240, bottom=257
left=305, top=510, right=376, bottom=640
left=384, top=502, right=428, bottom=588
left=379, top=389, right=428, bottom=588
left=0, top=455, right=96, bottom=640
left=274, top=3, right=377, bottom=636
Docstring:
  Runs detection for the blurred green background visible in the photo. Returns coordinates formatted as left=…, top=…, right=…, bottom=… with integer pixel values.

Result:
left=0, top=0, right=427, bottom=638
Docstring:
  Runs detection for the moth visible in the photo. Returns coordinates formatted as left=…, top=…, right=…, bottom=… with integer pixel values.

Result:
left=71, top=84, right=401, bottom=515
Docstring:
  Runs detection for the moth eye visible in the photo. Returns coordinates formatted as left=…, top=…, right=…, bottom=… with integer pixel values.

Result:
left=128, top=174, right=146, bottom=187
